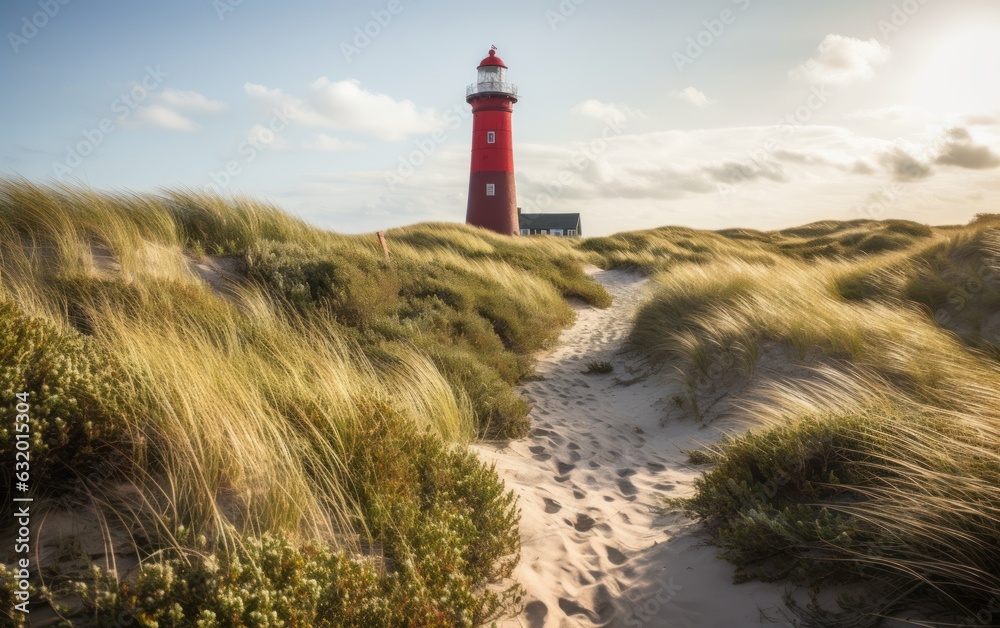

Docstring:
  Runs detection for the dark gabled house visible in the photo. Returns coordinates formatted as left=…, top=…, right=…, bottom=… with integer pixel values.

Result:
left=517, top=209, right=582, bottom=237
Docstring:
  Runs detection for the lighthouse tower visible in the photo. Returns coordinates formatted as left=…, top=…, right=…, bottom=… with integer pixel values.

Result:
left=465, top=47, right=519, bottom=235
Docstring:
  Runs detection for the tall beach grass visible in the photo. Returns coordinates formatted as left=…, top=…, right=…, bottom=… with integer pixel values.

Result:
left=0, top=179, right=613, bottom=625
left=630, top=216, right=1000, bottom=622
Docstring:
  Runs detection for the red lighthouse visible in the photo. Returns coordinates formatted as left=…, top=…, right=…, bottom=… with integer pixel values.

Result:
left=465, top=47, right=519, bottom=235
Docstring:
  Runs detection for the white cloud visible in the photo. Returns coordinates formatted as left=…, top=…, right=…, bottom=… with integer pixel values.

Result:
left=303, top=133, right=366, bottom=152
left=130, top=88, right=227, bottom=132
left=133, top=105, right=199, bottom=132
left=157, top=88, right=228, bottom=115
left=843, top=105, right=929, bottom=122
left=246, top=123, right=291, bottom=150
left=570, top=99, right=644, bottom=124
left=284, top=117, right=1000, bottom=236
left=790, top=35, right=890, bottom=85
left=962, top=111, right=1000, bottom=127
left=673, top=87, right=716, bottom=107
left=245, top=78, right=447, bottom=141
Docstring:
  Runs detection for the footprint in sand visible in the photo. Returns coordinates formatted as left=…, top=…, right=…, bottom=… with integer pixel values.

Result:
left=525, top=601, right=548, bottom=628
left=616, top=477, right=639, bottom=496
left=652, top=482, right=675, bottom=491
left=605, top=546, right=628, bottom=565
left=529, top=445, right=552, bottom=462
left=646, top=461, right=666, bottom=472
left=573, top=489, right=587, bottom=499
left=547, top=433, right=567, bottom=446
left=543, top=497, right=562, bottom=514
left=616, top=468, right=637, bottom=478
left=573, top=513, right=597, bottom=532
left=556, top=461, right=576, bottom=475
left=588, top=461, right=600, bottom=469
left=567, top=442, right=581, bottom=450
left=563, top=585, right=614, bottom=623
left=557, top=597, right=593, bottom=622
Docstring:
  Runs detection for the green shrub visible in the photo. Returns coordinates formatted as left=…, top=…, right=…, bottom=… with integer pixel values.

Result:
left=1, top=181, right=540, bottom=626
left=0, top=302, right=131, bottom=493
left=631, top=218, right=1000, bottom=620
left=246, top=238, right=581, bottom=437
left=77, top=416, right=523, bottom=627
left=688, top=413, right=877, bottom=582
left=347, top=410, right=521, bottom=596
left=582, top=361, right=613, bottom=374
left=428, top=346, right=529, bottom=438
left=76, top=535, right=396, bottom=627
left=1, top=563, right=30, bottom=627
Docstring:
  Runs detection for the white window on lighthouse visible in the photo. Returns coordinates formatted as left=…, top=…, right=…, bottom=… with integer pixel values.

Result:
left=477, top=65, right=507, bottom=90
left=487, top=131, right=496, bottom=143
left=486, top=183, right=495, bottom=196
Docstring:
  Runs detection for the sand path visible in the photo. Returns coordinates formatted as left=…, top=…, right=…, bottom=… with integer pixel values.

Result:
left=475, top=268, right=792, bottom=628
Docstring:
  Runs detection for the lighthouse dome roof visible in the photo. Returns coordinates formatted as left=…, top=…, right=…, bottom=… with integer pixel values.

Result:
left=478, top=48, right=507, bottom=68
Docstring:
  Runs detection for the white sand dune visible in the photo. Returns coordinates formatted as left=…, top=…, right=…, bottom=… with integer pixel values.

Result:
left=475, top=268, right=797, bottom=628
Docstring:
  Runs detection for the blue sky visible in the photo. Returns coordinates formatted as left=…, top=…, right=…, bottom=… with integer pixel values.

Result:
left=3, top=0, right=999, bottom=235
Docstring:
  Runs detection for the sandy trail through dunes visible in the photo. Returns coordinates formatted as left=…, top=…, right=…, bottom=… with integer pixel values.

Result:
left=475, top=268, right=793, bottom=628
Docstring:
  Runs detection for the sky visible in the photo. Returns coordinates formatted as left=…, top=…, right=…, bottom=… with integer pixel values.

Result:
left=3, top=0, right=1000, bottom=236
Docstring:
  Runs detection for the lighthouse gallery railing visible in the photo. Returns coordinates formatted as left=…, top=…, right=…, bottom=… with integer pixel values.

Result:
left=467, top=82, right=518, bottom=97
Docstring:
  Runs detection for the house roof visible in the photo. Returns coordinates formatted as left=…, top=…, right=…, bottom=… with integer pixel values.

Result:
left=518, top=213, right=581, bottom=231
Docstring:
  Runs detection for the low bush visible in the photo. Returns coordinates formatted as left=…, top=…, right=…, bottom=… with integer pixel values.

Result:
left=633, top=214, right=1000, bottom=622
left=0, top=301, right=132, bottom=497
left=1, top=180, right=545, bottom=625
left=246, top=237, right=584, bottom=438
left=688, top=411, right=881, bottom=583
left=582, top=361, right=613, bottom=374
left=1, top=563, right=30, bottom=627
left=77, top=416, right=522, bottom=627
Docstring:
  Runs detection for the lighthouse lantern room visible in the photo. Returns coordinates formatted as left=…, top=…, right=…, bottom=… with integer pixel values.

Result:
left=465, top=47, right=519, bottom=235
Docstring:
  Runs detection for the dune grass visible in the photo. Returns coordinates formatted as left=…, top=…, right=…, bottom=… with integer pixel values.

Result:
left=0, top=179, right=615, bottom=625
left=8, top=175, right=985, bottom=625
left=582, top=218, right=937, bottom=273
left=630, top=216, right=1000, bottom=622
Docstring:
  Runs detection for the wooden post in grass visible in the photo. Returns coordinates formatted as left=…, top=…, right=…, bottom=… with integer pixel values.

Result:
left=377, top=231, right=390, bottom=259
